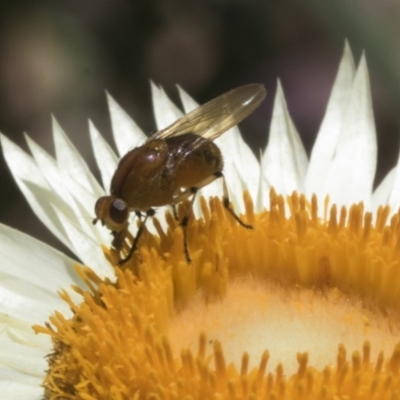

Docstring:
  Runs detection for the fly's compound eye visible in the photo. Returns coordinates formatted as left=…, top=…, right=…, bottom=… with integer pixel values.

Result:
left=109, top=198, right=129, bottom=225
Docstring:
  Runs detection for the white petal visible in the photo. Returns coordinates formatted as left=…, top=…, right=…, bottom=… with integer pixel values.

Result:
left=73, top=196, right=111, bottom=245
left=25, top=134, right=107, bottom=244
left=106, top=92, right=147, bottom=157
left=217, top=130, right=245, bottom=205
left=323, top=54, right=377, bottom=211
left=151, top=82, right=183, bottom=130
left=256, top=150, right=271, bottom=212
left=177, top=85, right=200, bottom=113
left=387, top=153, right=400, bottom=214
left=54, top=209, right=114, bottom=280
left=0, top=376, right=43, bottom=400
left=263, top=81, right=308, bottom=195
left=0, top=362, right=42, bottom=385
left=89, top=120, right=119, bottom=191
left=0, top=135, right=74, bottom=250
left=0, top=334, right=47, bottom=378
left=0, top=314, right=48, bottom=347
left=306, top=41, right=356, bottom=198
left=0, top=224, right=80, bottom=290
left=0, top=225, right=79, bottom=320
left=52, top=117, right=103, bottom=198
left=0, top=323, right=46, bottom=397
left=24, top=134, right=90, bottom=235
left=372, top=167, right=396, bottom=211
left=0, top=273, right=68, bottom=322
left=235, top=132, right=262, bottom=203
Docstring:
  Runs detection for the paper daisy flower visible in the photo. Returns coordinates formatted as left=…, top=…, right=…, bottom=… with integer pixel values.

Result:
left=2, top=42, right=400, bottom=399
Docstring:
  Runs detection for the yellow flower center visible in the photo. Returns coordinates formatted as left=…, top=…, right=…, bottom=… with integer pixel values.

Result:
left=35, top=190, right=400, bottom=399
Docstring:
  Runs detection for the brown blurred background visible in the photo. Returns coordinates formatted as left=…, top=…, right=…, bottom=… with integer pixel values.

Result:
left=1, top=0, right=400, bottom=255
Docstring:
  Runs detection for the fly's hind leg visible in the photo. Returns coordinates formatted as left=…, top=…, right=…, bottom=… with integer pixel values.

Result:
left=215, top=171, right=253, bottom=229
left=171, top=174, right=219, bottom=264
left=119, top=208, right=155, bottom=265
left=171, top=204, right=179, bottom=221
left=180, top=188, right=198, bottom=263
left=171, top=171, right=252, bottom=264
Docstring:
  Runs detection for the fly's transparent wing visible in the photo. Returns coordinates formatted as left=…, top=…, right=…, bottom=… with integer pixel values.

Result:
left=150, top=84, right=266, bottom=142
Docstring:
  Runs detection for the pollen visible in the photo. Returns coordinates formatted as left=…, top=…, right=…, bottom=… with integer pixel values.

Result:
left=35, top=190, right=400, bottom=399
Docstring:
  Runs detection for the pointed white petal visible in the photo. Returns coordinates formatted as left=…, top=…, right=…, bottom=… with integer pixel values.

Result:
left=1, top=135, right=74, bottom=249
left=323, top=54, right=377, bottom=211
left=372, top=167, right=396, bottom=211
left=196, top=180, right=224, bottom=212
left=386, top=153, right=400, bottom=214
left=151, top=82, right=183, bottom=130
left=52, top=117, right=103, bottom=197
left=1, top=134, right=47, bottom=193
left=215, top=129, right=247, bottom=211
left=25, top=134, right=104, bottom=242
left=256, top=150, right=271, bottom=212
left=263, top=81, right=308, bottom=195
left=177, top=85, right=200, bottom=113
left=46, top=168, right=98, bottom=235
left=54, top=208, right=114, bottom=280
left=106, top=92, right=147, bottom=157
left=25, top=133, right=74, bottom=201
left=306, top=41, right=356, bottom=198
left=89, top=120, right=119, bottom=191
left=236, top=133, right=262, bottom=202
left=24, top=134, right=88, bottom=232
left=72, top=196, right=110, bottom=245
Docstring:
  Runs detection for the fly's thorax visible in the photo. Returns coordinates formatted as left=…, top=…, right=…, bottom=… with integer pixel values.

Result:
left=110, top=139, right=176, bottom=210
left=110, top=139, right=169, bottom=195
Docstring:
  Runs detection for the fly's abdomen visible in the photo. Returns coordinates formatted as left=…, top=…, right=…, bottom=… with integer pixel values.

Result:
left=175, top=140, right=223, bottom=189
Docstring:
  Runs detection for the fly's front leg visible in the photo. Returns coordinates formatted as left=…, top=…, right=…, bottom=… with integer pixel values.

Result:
left=111, top=225, right=129, bottom=250
left=215, top=171, right=253, bottom=229
left=119, top=208, right=155, bottom=265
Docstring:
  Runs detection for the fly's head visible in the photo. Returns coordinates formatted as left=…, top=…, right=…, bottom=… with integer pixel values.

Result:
left=93, top=195, right=130, bottom=234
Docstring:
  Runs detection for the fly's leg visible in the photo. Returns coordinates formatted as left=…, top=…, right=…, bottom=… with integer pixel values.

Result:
left=180, top=188, right=198, bottom=263
left=174, top=171, right=253, bottom=229
left=171, top=171, right=252, bottom=264
left=119, top=208, right=155, bottom=265
left=215, top=171, right=253, bottom=229
left=111, top=225, right=129, bottom=250
left=171, top=204, right=179, bottom=221
left=171, top=174, right=219, bottom=264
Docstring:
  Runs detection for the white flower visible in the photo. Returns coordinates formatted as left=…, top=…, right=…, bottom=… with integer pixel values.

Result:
left=1, top=41, right=399, bottom=398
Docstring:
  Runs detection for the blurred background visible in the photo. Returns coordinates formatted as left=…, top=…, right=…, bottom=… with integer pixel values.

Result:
left=1, top=0, right=400, bottom=255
